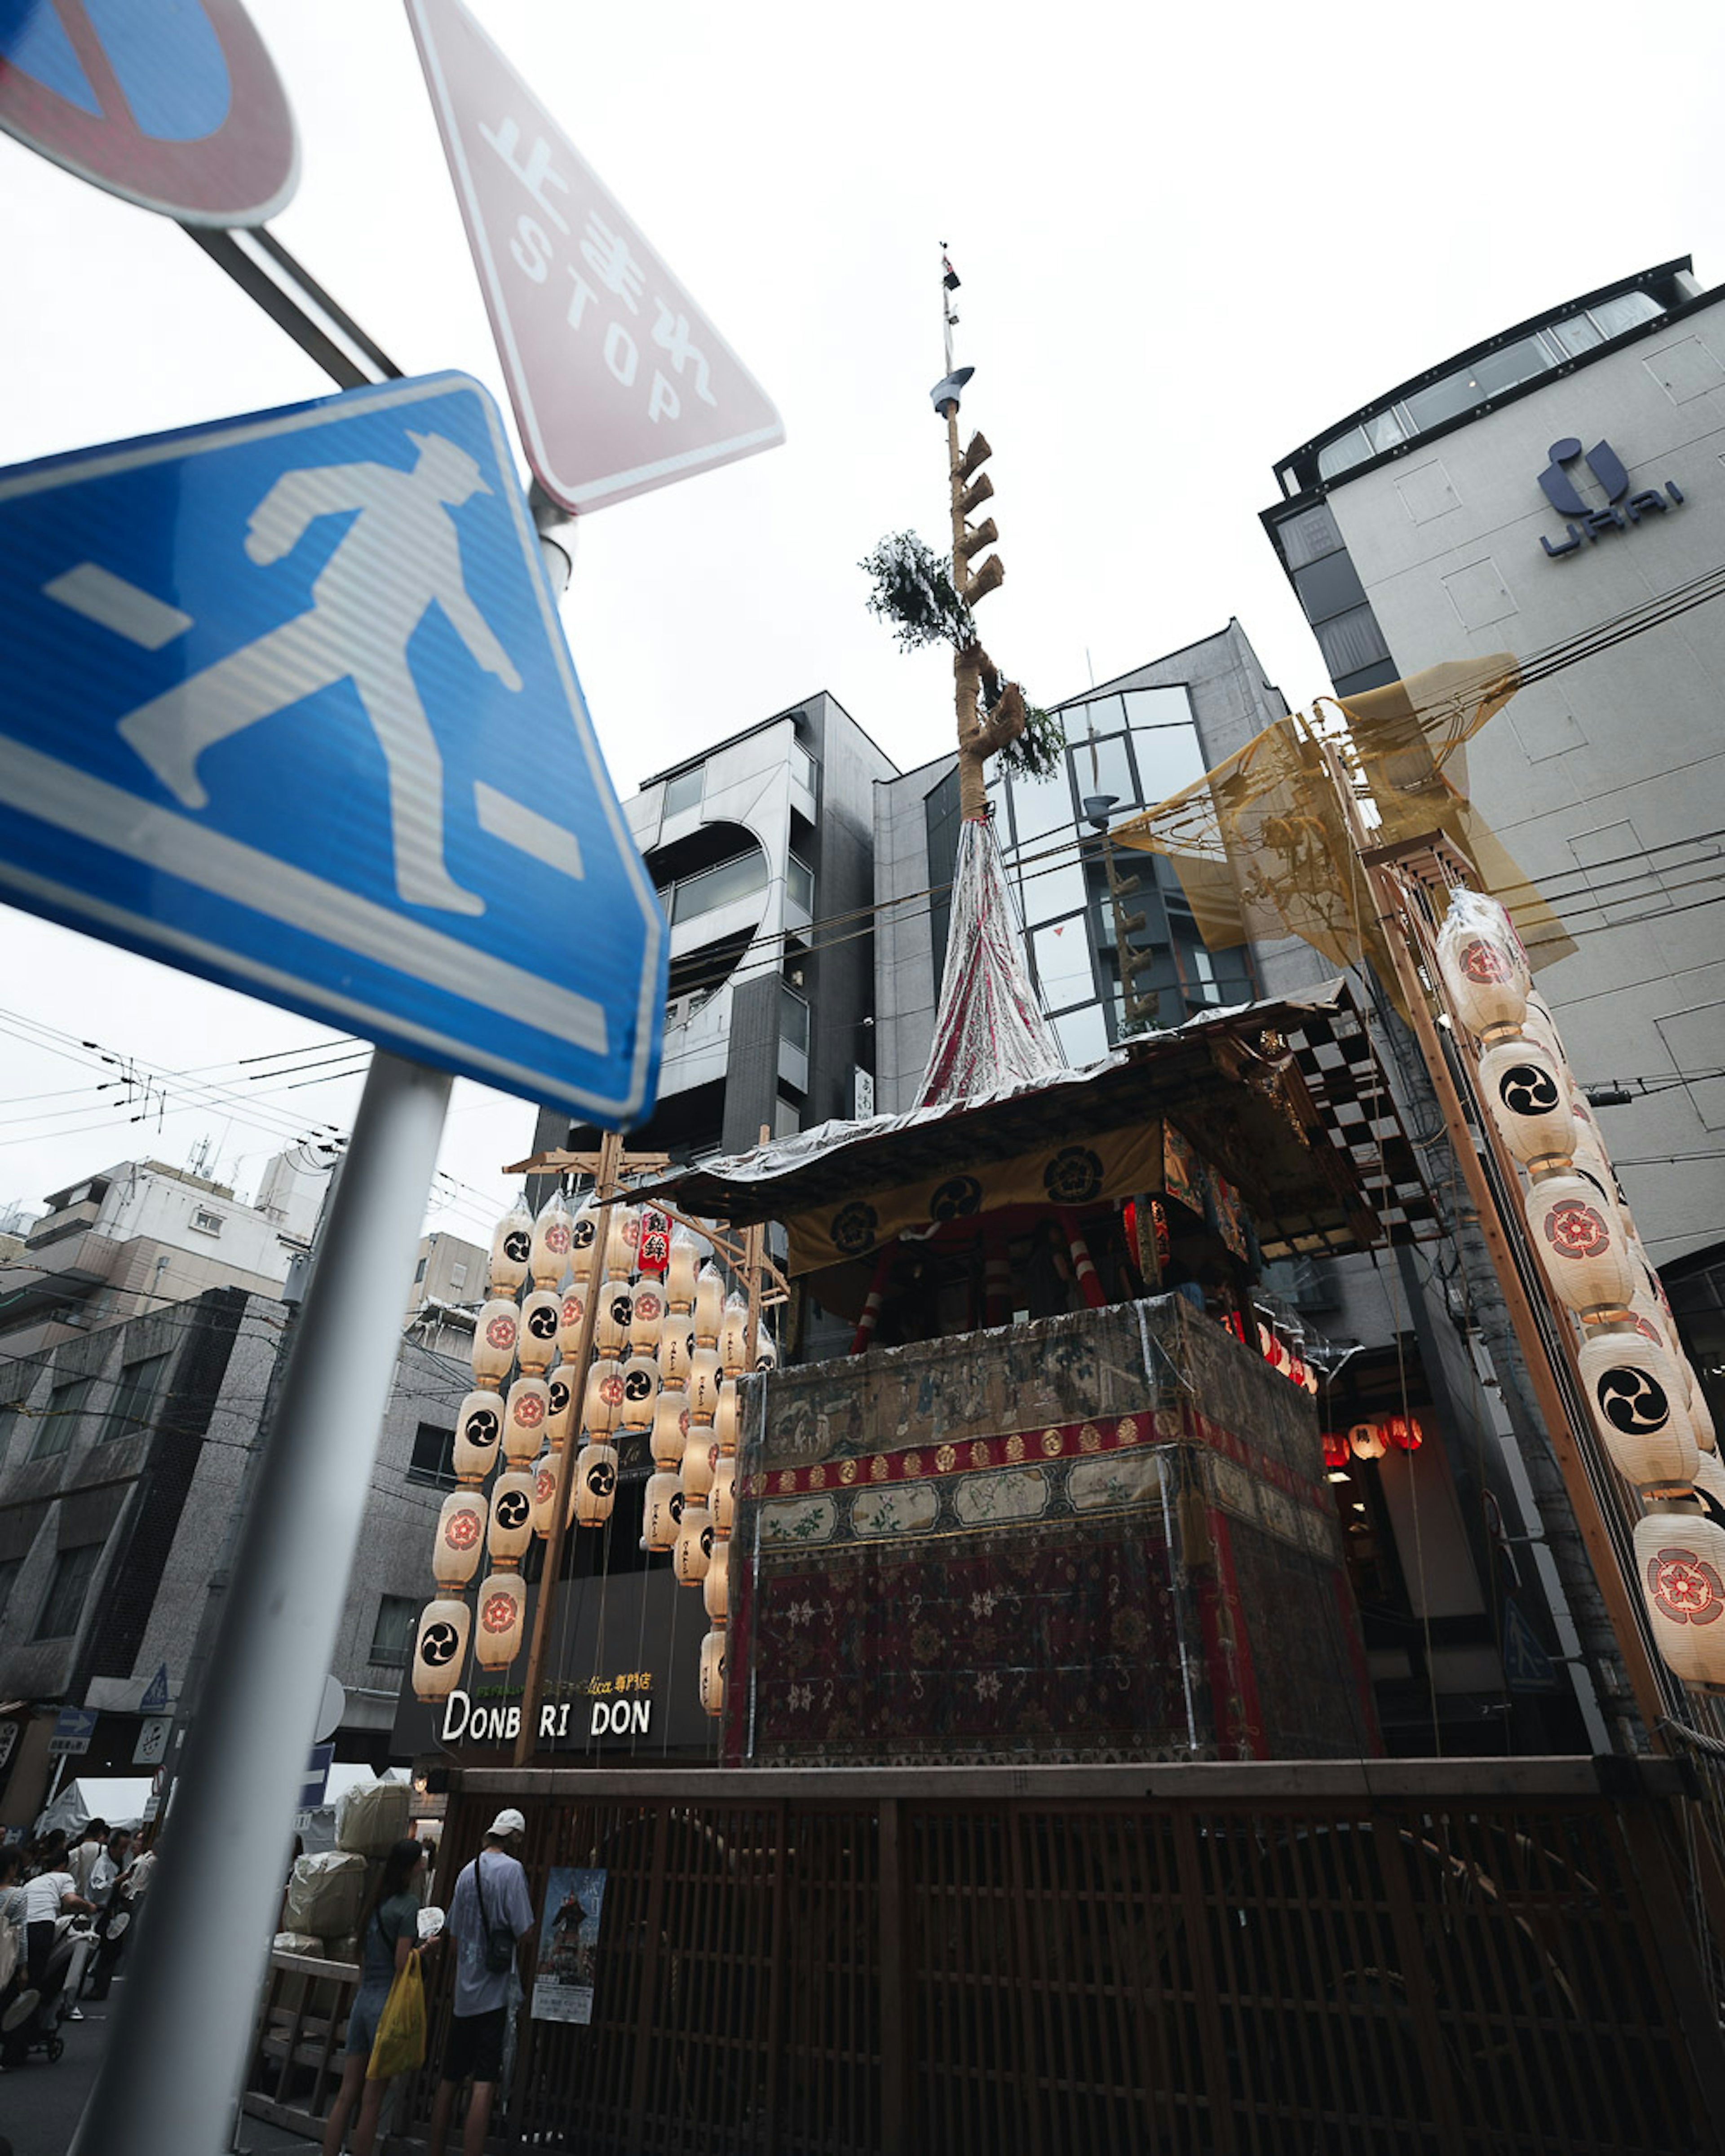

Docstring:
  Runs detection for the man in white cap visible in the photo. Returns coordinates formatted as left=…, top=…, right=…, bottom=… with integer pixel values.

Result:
left=426, top=1807, right=535, bottom=2156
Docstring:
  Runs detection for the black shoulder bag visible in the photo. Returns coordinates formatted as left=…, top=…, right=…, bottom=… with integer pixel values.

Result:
left=474, top=1856, right=515, bottom=1975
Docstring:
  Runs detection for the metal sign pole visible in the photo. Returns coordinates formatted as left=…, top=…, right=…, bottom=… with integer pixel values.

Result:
left=70, top=1048, right=452, bottom=2156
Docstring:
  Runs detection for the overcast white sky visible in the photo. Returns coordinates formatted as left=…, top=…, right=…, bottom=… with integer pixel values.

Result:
left=0, top=0, right=1716, bottom=1246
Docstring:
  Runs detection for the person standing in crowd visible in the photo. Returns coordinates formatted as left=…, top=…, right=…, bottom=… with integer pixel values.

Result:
left=66, top=1820, right=107, bottom=1902
left=20, top=1857, right=92, bottom=1992
left=321, top=1838, right=439, bottom=2156
left=80, top=1830, right=135, bottom=2002
left=426, top=1809, right=535, bottom=2156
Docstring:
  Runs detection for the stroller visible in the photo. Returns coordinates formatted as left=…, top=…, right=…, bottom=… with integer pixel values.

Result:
left=0, top=1914, right=95, bottom=2068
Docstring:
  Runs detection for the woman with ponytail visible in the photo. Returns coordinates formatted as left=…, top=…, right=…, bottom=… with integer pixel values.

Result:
left=322, top=1837, right=438, bottom=2156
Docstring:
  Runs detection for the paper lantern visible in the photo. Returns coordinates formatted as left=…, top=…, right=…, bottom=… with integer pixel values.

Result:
left=471, top=1298, right=520, bottom=1387
left=529, top=1451, right=560, bottom=1537
left=681, top=1430, right=716, bottom=1502
left=693, top=1264, right=723, bottom=1348
left=652, top=1389, right=690, bottom=1470
left=1477, top=1038, right=1574, bottom=1169
left=545, top=1365, right=578, bottom=1450
left=487, top=1472, right=535, bottom=1564
left=603, top=1203, right=639, bottom=1282
left=643, top=1472, right=684, bottom=1552
left=711, top=1456, right=736, bottom=1535
left=718, top=1292, right=751, bottom=1378
left=657, top=1326, right=691, bottom=1387
left=412, top=1596, right=471, bottom=1701
left=1577, top=1329, right=1699, bottom=1494
left=699, top=1627, right=726, bottom=1717
left=1633, top=1511, right=1725, bottom=1693
left=1694, top=1449, right=1725, bottom=1529
left=715, top=1380, right=740, bottom=1457
left=1349, top=1421, right=1388, bottom=1462
left=568, top=1197, right=601, bottom=1283
left=487, top=1202, right=532, bottom=1297
left=636, top=1205, right=672, bottom=1280
left=1525, top=1172, right=1637, bottom=1317
left=473, top=1572, right=526, bottom=1670
left=755, top=1326, right=778, bottom=1374
left=502, top=1376, right=551, bottom=1465
left=629, top=1280, right=667, bottom=1353
left=703, top=1543, right=729, bottom=1622
left=1322, top=1431, right=1350, bottom=1471
left=572, top=1441, right=619, bottom=1528
left=517, top=1288, right=561, bottom=1374
left=530, top=1190, right=574, bottom=1288
left=1524, top=988, right=1569, bottom=1063
left=688, top=1346, right=722, bottom=1423
left=595, top=1283, right=632, bottom=1359
left=1436, top=890, right=1529, bottom=1036
left=617, top=1354, right=658, bottom=1435
left=666, top=1224, right=699, bottom=1311
left=556, top=1284, right=588, bottom=1360
left=433, top=1490, right=487, bottom=1588
left=584, top=1358, right=628, bottom=1436
left=1381, top=1414, right=1424, bottom=1454
left=674, top=1502, right=713, bottom=1585
left=1687, top=1373, right=1717, bottom=1456
left=453, top=1390, right=504, bottom=1480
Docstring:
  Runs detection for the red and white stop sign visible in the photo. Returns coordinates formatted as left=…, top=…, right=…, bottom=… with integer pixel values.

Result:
left=407, top=0, right=783, bottom=515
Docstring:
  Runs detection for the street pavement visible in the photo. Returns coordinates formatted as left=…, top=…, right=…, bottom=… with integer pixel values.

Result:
left=0, top=1975, right=318, bottom=2156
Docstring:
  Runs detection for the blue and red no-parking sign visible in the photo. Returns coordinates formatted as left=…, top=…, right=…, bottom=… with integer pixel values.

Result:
left=0, top=0, right=297, bottom=224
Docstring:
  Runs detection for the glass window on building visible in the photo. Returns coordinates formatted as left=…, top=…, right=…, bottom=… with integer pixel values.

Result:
left=1007, top=763, right=1074, bottom=845
left=789, top=740, right=817, bottom=796
left=1051, top=1002, right=1110, bottom=1069
left=1274, top=502, right=1344, bottom=573
left=1015, top=848, right=1087, bottom=927
left=104, top=1352, right=169, bottom=1443
left=1591, top=289, right=1663, bottom=339
left=1314, top=603, right=1391, bottom=681
left=369, top=1595, right=419, bottom=1667
left=669, top=847, right=767, bottom=924
left=1317, top=425, right=1371, bottom=482
left=33, top=1373, right=95, bottom=1461
left=662, top=764, right=703, bottom=817
left=1121, top=686, right=1194, bottom=731
left=1548, top=313, right=1603, bottom=360
left=779, top=986, right=811, bottom=1054
left=34, top=1541, right=102, bottom=1640
left=1031, top=916, right=1096, bottom=1012
left=1362, top=409, right=1407, bottom=455
left=787, top=854, right=814, bottom=912
left=407, top=1421, right=458, bottom=1490
left=1132, top=720, right=1208, bottom=806
left=1070, top=731, right=1137, bottom=816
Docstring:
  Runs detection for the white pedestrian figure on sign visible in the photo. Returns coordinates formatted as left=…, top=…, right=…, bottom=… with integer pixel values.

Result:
left=119, top=432, right=521, bottom=917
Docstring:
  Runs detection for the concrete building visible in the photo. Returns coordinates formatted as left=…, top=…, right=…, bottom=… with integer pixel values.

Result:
left=0, top=1149, right=331, bottom=1359
left=534, top=693, right=898, bottom=1166
left=1260, top=256, right=1725, bottom=1319
left=0, top=1279, right=473, bottom=1825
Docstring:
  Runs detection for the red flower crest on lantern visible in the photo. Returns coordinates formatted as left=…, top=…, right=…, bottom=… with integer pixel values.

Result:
left=486, top=1315, right=517, bottom=1350
left=514, top=1393, right=544, bottom=1427
left=444, top=1511, right=481, bottom=1551
left=623, top=1215, right=641, bottom=1246
left=562, top=1296, right=583, bottom=1326
left=536, top=1469, right=556, bottom=1502
left=544, top=1223, right=571, bottom=1253
left=481, top=1590, right=517, bottom=1634
left=1543, top=1199, right=1611, bottom=1261
left=636, top=1290, right=663, bottom=1321
left=1646, top=1546, right=1725, bottom=1626
left=1461, top=937, right=1513, bottom=985
left=599, top=1373, right=626, bottom=1406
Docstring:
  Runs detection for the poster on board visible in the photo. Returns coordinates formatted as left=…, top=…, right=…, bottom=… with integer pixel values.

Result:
left=531, top=1866, right=606, bottom=2024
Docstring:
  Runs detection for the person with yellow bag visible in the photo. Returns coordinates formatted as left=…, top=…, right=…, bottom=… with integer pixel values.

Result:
left=321, top=1838, right=440, bottom=2156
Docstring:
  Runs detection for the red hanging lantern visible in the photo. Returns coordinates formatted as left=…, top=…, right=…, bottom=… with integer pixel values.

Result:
left=1322, top=1431, right=1350, bottom=1470
left=1381, top=1414, right=1424, bottom=1453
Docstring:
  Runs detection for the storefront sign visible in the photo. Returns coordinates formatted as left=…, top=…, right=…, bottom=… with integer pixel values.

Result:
left=1538, top=436, right=1683, bottom=557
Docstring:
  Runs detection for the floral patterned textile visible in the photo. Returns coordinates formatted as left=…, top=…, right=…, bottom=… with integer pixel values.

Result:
left=918, top=817, right=1065, bottom=1106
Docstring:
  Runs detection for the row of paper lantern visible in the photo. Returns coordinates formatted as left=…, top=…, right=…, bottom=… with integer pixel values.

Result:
left=1436, top=888, right=1725, bottom=1692
left=410, top=1189, right=766, bottom=1720
left=1323, top=1414, right=1424, bottom=1469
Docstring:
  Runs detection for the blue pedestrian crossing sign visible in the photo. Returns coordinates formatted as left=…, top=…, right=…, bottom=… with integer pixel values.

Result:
left=0, top=373, right=666, bottom=1124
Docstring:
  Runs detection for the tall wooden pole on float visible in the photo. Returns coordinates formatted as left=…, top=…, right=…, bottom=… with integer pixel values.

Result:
left=934, top=248, right=1025, bottom=821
